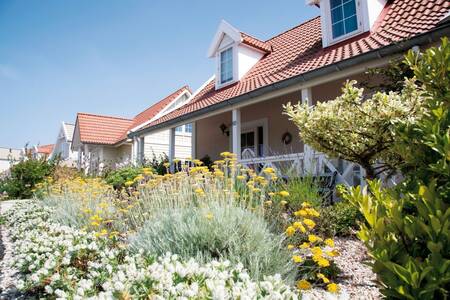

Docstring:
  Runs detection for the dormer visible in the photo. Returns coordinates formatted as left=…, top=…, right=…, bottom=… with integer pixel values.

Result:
left=208, top=20, right=271, bottom=90
left=307, top=0, right=387, bottom=47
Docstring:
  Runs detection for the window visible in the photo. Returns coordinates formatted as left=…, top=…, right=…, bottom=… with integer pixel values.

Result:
left=220, top=47, right=233, bottom=84
left=330, top=0, right=358, bottom=39
left=175, top=126, right=183, bottom=132
left=185, top=123, right=192, bottom=133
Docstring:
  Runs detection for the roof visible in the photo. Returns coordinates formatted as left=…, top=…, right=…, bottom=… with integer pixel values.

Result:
left=62, top=122, right=75, bottom=142
left=240, top=32, right=272, bottom=53
left=0, top=147, right=21, bottom=160
left=76, top=113, right=133, bottom=145
left=75, top=86, right=190, bottom=145
left=129, top=85, right=191, bottom=131
left=37, top=144, right=54, bottom=155
left=141, top=0, right=449, bottom=131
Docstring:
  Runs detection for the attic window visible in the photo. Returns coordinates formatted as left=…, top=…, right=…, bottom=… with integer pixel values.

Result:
left=220, top=47, right=233, bottom=84
left=330, top=0, right=359, bottom=39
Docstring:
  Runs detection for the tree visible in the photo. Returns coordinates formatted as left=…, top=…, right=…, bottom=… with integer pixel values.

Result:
left=342, top=38, right=450, bottom=299
left=284, top=79, right=424, bottom=179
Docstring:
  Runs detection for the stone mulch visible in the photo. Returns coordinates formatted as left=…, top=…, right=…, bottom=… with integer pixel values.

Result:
left=302, top=237, right=381, bottom=300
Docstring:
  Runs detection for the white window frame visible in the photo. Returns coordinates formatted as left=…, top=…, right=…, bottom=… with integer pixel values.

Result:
left=215, top=43, right=238, bottom=89
left=322, top=0, right=364, bottom=46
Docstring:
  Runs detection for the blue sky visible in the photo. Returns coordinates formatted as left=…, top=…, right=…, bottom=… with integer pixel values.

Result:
left=0, top=0, right=318, bottom=148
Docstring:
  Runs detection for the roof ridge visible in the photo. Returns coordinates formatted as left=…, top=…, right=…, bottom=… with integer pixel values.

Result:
left=77, top=112, right=133, bottom=121
left=265, top=15, right=321, bottom=42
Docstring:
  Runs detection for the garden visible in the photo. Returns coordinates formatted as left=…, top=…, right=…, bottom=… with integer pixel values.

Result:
left=0, top=40, right=448, bottom=300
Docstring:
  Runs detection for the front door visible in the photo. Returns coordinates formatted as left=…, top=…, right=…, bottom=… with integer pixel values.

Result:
left=241, top=130, right=256, bottom=157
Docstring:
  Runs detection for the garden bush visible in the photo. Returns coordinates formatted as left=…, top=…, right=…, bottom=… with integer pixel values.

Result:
left=341, top=39, right=450, bottom=299
left=105, top=166, right=152, bottom=189
left=0, top=157, right=56, bottom=199
left=315, top=199, right=362, bottom=237
left=130, top=202, right=295, bottom=282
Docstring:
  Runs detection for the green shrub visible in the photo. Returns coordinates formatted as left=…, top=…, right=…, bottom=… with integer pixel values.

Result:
left=105, top=166, right=147, bottom=189
left=0, top=157, right=56, bottom=199
left=342, top=39, right=450, bottom=299
left=130, top=202, right=295, bottom=282
left=281, top=176, right=323, bottom=209
left=316, top=200, right=362, bottom=237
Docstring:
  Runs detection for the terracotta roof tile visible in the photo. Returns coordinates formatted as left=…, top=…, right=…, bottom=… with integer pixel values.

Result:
left=143, top=0, right=449, bottom=130
left=37, top=144, right=54, bottom=155
left=240, top=32, right=272, bottom=53
left=77, top=113, right=133, bottom=145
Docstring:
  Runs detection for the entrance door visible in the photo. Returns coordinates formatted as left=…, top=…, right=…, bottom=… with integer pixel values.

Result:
left=241, top=130, right=256, bottom=158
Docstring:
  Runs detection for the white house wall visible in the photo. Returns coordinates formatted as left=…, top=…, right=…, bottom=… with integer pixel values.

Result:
left=143, top=129, right=191, bottom=160
left=237, top=44, right=264, bottom=80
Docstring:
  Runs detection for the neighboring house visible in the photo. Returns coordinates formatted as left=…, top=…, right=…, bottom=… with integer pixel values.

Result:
left=0, top=147, right=22, bottom=173
left=31, top=144, right=55, bottom=160
left=49, top=122, right=78, bottom=165
left=72, top=86, right=192, bottom=174
left=129, top=0, right=450, bottom=186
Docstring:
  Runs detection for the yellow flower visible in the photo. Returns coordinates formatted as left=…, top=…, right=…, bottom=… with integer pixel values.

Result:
left=236, top=175, right=246, bottom=180
left=264, top=200, right=272, bottom=206
left=280, top=200, right=288, bottom=206
left=317, top=257, right=330, bottom=267
left=301, top=201, right=311, bottom=207
left=325, top=238, right=335, bottom=247
left=297, top=280, right=311, bottom=290
left=287, top=244, right=295, bottom=250
left=262, top=167, right=275, bottom=174
left=268, top=192, right=275, bottom=197
left=300, top=242, right=310, bottom=249
left=293, top=221, right=302, bottom=229
left=292, top=255, right=303, bottom=263
left=317, top=273, right=330, bottom=283
left=294, top=209, right=308, bottom=217
left=285, top=226, right=296, bottom=237
left=194, top=188, right=204, bottom=194
left=308, top=234, right=322, bottom=243
left=303, top=218, right=316, bottom=229
left=326, top=249, right=340, bottom=257
left=278, top=191, right=290, bottom=197
left=90, top=221, right=100, bottom=227
left=205, top=212, right=214, bottom=220
left=124, top=180, right=134, bottom=187
left=327, top=283, right=340, bottom=293
left=220, top=151, right=232, bottom=157
left=311, top=246, right=323, bottom=256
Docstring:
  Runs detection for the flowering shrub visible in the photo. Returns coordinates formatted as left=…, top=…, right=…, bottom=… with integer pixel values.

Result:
left=4, top=201, right=299, bottom=299
left=284, top=202, right=341, bottom=292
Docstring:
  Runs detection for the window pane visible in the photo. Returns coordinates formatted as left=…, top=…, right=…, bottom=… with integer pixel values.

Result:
left=330, top=0, right=342, bottom=9
left=175, top=126, right=183, bottom=132
left=185, top=123, right=192, bottom=133
left=343, top=0, right=356, bottom=18
left=220, top=48, right=233, bottom=84
left=332, top=21, right=345, bottom=38
left=344, top=15, right=358, bottom=33
left=331, top=7, right=343, bottom=24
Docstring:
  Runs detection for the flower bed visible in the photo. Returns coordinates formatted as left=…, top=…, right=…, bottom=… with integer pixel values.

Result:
left=3, top=201, right=298, bottom=299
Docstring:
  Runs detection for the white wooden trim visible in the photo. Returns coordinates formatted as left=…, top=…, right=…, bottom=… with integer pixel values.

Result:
left=168, top=127, right=176, bottom=172
left=191, top=122, right=197, bottom=159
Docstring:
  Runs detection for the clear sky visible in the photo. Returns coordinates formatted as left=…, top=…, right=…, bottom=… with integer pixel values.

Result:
left=0, top=0, right=318, bottom=149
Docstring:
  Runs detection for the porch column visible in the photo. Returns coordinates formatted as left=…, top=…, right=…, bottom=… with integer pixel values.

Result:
left=191, top=122, right=196, bottom=159
left=139, top=136, right=145, bottom=164
left=77, top=146, right=82, bottom=171
left=132, top=137, right=139, bottom=165
left=232, top=108, right=241, bottom=159
left=301, top=88, right=314, bottom=174
left=168, top=127, right=175, bottom=173
left=84, top=144, right=90, bottom=175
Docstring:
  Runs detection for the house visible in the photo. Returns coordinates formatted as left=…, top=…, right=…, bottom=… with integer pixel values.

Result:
left=129, top=0, right=450, bottom=186
left=0, top=147, right=22, bottom=173
left=72, top=86, right=193, bottom=174
left=49, top=122, right=78, bottom=166
left=31, top=144, right=55, bottom=160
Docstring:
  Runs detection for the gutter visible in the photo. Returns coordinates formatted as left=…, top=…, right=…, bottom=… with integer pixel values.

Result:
left=130, top=22, right=450, bottom=138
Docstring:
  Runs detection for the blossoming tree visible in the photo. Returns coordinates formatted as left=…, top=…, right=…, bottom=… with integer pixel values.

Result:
left=283, top=79, right=423, bottom=179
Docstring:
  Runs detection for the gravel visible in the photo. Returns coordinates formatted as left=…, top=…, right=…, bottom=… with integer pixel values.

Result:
left=302, top=237, right=381, bottom=300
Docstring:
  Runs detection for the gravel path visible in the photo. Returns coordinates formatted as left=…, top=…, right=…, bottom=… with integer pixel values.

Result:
left=302, top=237, right=381, bottom=300
left=0, top=200, right=28, bottom=300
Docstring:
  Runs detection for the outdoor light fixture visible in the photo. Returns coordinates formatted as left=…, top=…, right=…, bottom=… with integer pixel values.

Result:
left=219, top=123, right=230, bottom=136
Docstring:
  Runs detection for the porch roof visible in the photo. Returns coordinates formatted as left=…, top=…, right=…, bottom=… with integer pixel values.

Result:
left=135, top=0, right=449, bottom=135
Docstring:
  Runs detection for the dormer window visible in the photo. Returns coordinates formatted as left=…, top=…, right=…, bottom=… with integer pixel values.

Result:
left=330, top=0, right=358, bottom=39
left=220, top=47, right=233, bottom=84
left=311, top=0, right=387, bottom=47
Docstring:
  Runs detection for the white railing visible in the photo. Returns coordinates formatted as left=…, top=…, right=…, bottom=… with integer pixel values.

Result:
left=239, top=152, right=365, bottom=187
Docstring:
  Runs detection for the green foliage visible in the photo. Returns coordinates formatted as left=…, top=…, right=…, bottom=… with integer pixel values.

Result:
left=282, top=177, right=323, bottom=209
left=0, top=158, right=56, bottom=199
left=343, top=181, right=449, bottom=299
left=130, top=202, right=295, bottom=282
left=105, top=166, right=147, bottom=189
left=315, top=200, right=362, bottom=237
left=143, top=153, right=169, bottom=175
left=342, top=39, right=450, bottom=299
left=284, top=78, right=424, bottom=179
